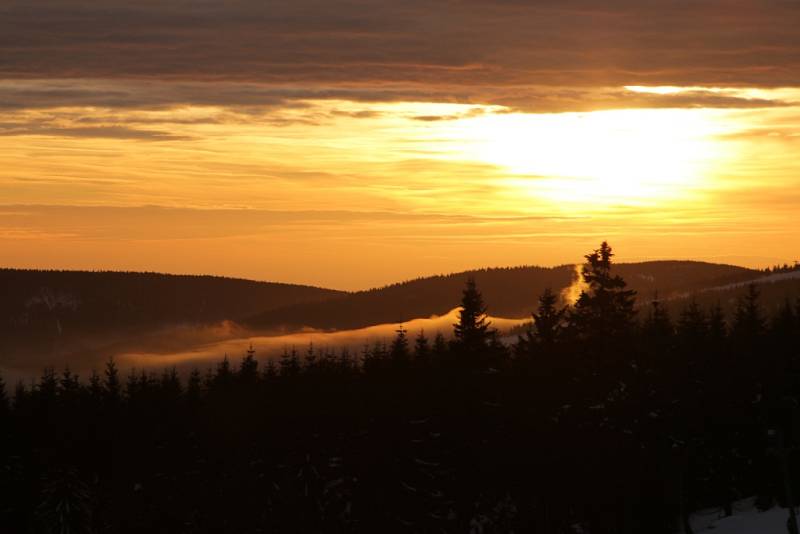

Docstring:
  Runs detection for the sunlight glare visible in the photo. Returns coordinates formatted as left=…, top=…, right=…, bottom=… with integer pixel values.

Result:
left=440, top=108, right=728, bottom=206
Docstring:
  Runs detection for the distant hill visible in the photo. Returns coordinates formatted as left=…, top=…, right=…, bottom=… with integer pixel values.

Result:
left=3, top=261, right=791, bottom=379
left=662, top=269, right=800, bottom=319
left=0, top=269, right=343, bottom=357
left=246, top=261, right=761, bottom=331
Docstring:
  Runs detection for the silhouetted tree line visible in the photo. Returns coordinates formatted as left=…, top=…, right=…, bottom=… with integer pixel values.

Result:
left=763, top=262, right=800, bottom=275
left=2, top=242, right=800, bottom=533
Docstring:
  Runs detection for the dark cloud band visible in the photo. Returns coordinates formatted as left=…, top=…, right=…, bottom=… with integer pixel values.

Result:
left=1, top=0, right=798, bottom=110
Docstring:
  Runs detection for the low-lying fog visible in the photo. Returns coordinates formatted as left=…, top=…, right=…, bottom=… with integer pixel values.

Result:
left=2, top=309, right=528, bottom=384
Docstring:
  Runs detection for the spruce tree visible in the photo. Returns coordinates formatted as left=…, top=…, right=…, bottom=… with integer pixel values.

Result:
left=413, top=330, right=430, bottom=363
left=13, top=381, right=28, bottom=412
left=643, top=295, right=673, bottom=342
left=161, top=367, right=182, bottom=399
left=304, top=343, right=318, bottom=373
left=103, top=357, right=121, bottom=405
left=39, top=367, right=58, bottom=402
left=239, top=344, right=259, bottom=383
left=567, top=241, right=637, bottom=341
left=531, top=287, right=565, bottom=346
left=59, top=367, right=80, bottom=399
left=677, top=300, right=708, bottom=345
left=390, top=325, right=410, bottom=366
left=88, top=370, right=103, bottom=402
left=453, top=277, right=492, bottom=354
left=772, top=298, right=796, bottom=338
left=125, top=368, right=140, bottom=401
left=0, top=372, right=8, bottom=416
left=213, top=354, right=234, bottom=390
left=263, top=359, right=279, bottom=380
left=708, top=301, right=727, bottom=344
left=279, top=348, right=301, bottom=377
left=732, top=283, right=765, bottom=342
left=186, top=368, right=203, bottom=402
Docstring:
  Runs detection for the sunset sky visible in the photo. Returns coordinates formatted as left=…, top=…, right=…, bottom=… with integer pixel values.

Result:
left=2, top=0, right=799, bottom=290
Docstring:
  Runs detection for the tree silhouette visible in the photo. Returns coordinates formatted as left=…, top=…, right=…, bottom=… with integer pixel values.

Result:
left=677, top=300, right=708, bottom=345
left=35, top=467, right=93, bottom=534
left=103, top=357, right=121, bottom=405
left=186, top=368, right=202, bottom=402
left=708, top=301, right=727, bottom=344
left=531, top=287, right=565, bottom=347
left=4, top=241, right=800, bottom=534
left=239, top=344, right=259, bottom=383
left=413, top=330, right=430, bottom=365
left=279, top=348, right=301, bottom=377
left=389, top=325, right=410, bottom=367
left=733, top=283, right=766, bottom=343
left=453, top=277, right=493, bottom=358
left=567, top=241, right=637, bottom=341
left=0, top=372, right=8, bottom=416
left=643, top=294, right=674, bottom=342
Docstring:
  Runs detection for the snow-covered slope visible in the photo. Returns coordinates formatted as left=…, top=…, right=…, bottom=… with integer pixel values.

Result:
left=706, top=269, right=800, bottom=293
left=690, top=497, right=796, bottom=533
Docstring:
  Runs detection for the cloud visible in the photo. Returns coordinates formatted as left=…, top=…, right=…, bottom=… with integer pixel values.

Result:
left=0, top=0, right=798, bottom=111
left=0, top=204, right=582, bottom=241
left=0, top=123, right=189, bottom=140
left=0, top=79, right=795, bottom=117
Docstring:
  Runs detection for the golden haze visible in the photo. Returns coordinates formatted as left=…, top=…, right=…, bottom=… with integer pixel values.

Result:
left=1, top=86, right=799, bottom=289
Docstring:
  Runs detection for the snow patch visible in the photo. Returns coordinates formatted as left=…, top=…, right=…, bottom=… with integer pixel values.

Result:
left=690, top=497, right=796, bottom=533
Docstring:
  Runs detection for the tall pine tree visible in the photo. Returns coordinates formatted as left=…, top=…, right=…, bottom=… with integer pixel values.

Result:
left=567, top=241, right=637, bottom=341
left=453, top=277, right=493, bottom=356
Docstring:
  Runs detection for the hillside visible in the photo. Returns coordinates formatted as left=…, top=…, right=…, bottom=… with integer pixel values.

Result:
left=663, top=269, right=800, bottom=318
left=246, top=261, right=760, bottom=331
left=0, top=269, right=343, bottom=356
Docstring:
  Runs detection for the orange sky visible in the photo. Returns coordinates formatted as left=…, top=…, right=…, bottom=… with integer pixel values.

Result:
left=1, top=1, right=799, bottom=290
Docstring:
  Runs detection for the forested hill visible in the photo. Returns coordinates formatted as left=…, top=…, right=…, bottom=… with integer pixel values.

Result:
left=0, top=262, right=766, bottom=358
left=246, top=261, right=760, bottom=331
left=248, top=265, right=575, bottom=331
left=0, top=269, right=342, bottom=348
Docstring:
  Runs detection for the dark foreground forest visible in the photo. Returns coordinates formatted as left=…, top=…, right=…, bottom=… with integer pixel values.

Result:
left=2, top=243, right=800, bottom=533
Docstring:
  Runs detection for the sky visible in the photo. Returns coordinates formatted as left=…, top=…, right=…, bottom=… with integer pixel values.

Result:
left=1, top=0, right=799, bottom=290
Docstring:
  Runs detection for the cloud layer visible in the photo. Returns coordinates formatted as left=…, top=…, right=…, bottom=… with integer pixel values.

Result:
left=2, top=0, right=799, bottom=110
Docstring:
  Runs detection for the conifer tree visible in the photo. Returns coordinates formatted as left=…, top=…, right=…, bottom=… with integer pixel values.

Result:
left=432, top=332, right=447, bottom=359
left=643, top=295, right=673, bottom=342
left=732, top=283, right=765, bottom=342
left=772, top=298, right=796, bottom=338
left=88, top=369, right=103, bottom=402
left=390, top=325, right=410, bottom=366
left=13, top=381, right=28, bottom=412
left=453, top=277, right=492, bottom=354
left=531, top=287, right=565, bottom=346
left=414, top=330, right=430, bottom=363
left=214, top=354, right=234, bottom=390
left=239, top=344, right=259, bottom=383
left=39, top=367, right=58, bottom=402
left=677, top=300, right=708, bottom=344
left=125, top=368, right=140, bottom=401
left=263, top=359, right=279, bottom=380
left=59, top=367, right=80, bottom=399
left=304, top=343, right=318, bottom=373
left=567, top=241, right=637, bottom=341
left=708, top=302, right=727, bottom=344
left=337, top=348, right=354, bottom=374
left=280, top=348, right=301, bottom=377
left=795, top=297, right=800, bottom=330
left=0, top=372, right=8, bottom=416
left=186, top=368, right=203, bottom=401
left=103, top=357, right=121, bottom=404
left=161, top=367, right=182, bottom=399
